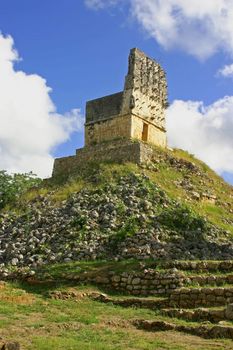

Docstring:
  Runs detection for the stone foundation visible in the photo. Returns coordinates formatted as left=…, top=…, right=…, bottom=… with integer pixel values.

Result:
left=52, top=140, right=155, bottom=178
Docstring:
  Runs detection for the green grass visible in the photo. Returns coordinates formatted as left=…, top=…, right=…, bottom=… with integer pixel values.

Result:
left=29, top=328, right=200, bottom=350
left=1, top=281, right=233, bottom=350
left=29, top=331, right=186, bottom=350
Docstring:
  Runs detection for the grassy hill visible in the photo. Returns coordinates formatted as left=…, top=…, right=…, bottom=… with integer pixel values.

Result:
left=1, top=145, right=233, bottom=349
left=23, top=145, right=233, bottom=234
left=16, top=145, right=233, bottom=237
left=0, top=145, right=232, bottom=268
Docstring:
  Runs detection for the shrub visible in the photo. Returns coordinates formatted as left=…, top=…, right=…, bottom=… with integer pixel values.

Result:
left=0, top=170, right=42, bottom=210
left=115, top=217, right=140, bottom=240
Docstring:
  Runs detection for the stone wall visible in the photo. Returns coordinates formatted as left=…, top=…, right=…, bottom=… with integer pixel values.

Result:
left=131, top=114, right=167, bottom=148
left=85, top=113, right=166, bottom=147
left=86, top=92, right=123, bottom=123
left=51, top=270, right=233, bottom=305
left=52, top=140, right=154, bottom=178
left=96, top=271, right=183, bottom=296
left=121, top=48, right=168, bottom=131
left=170, top=287, right=233, bottom=308
left=85, top=114, right=131, bottom=146
left=4, top=266, right=233, bottom=308
left=164, top=260, right=233, bottom=272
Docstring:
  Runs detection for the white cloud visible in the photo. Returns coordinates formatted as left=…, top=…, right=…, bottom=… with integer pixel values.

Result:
left=218, top=63, right=233, bottom=78
left=167, top=97, right=233, bottom=174
left=85, top=0, right=233, bottom=60
left=0, top=34, right=84, bottom=178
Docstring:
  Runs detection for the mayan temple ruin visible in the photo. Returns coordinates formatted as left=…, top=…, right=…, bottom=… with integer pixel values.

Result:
left=53, top=48, right=168, bottom=177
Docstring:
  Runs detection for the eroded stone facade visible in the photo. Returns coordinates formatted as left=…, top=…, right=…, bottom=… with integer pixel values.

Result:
left=85, top=48, right=168, bottom=147
left=121, top=48, right=167, bottom=130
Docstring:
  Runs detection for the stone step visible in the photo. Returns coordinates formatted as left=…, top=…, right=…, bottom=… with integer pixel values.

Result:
left=185, top=274, right=233, bottom=287
left=91, top=288, right=233, bottom=311
left=132, top=319, right=233, bottom=340
left=170, top=287, right=233, bottom=308
left=160, top=307, right=226, bottom=323
left=91, top=293, right=170, bottom=309
left=48, top=289, right=171, bottom=309
left=163, top=260, right=233, bottom=273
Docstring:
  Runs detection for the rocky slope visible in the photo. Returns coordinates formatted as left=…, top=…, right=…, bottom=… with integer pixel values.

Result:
left=0, top=146, right=232, bottom=269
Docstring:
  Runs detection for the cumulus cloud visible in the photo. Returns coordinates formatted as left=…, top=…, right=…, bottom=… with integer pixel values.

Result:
left=218, top=63, right=233, bottom=78
left=132, top=0, right=233, bottom=60
left=0, top=34, right=84, bottom=178
left=85, top=0, right=233, bottom=60
left=167, top=97, right=233, bottom=174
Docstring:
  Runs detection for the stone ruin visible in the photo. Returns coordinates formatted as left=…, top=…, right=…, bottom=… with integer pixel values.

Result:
left=85, top=48, right=168, bottom=147
left=53, top=48, right=168, bottom=177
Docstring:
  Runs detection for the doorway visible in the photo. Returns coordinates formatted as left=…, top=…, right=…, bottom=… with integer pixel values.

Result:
left=142, top=123, right=149, bottom=142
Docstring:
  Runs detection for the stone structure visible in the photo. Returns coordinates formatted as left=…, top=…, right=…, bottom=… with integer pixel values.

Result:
left=85, top=48, right=168, bottom=146
left=53, top=48, right=168, bottom=177
left=52, top=139, right=155, bottom=177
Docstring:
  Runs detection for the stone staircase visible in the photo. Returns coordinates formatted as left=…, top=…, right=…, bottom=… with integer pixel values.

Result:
left=89, top=261, right=233, bottom=340
left=90, top=290, right=233, bottom=340
left=50, top=288, right=233, bottom=340
left=39, top=260, right=233, bottom=340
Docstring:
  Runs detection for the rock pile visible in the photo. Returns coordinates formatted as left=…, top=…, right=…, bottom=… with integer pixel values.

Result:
left=0, top=173, right=232, bottom=268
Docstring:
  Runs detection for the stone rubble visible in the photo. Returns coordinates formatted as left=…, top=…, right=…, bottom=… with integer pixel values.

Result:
left=0, top=173, right=233, bottom=269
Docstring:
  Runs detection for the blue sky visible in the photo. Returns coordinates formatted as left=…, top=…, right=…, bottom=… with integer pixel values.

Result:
left=0, top=0, right=233, bottom=184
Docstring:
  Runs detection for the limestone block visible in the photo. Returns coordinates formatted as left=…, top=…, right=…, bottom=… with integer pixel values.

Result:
left=111, top=275, right=121, bottom=283
left=132, top=278, right=141, bottom=285
left=225, top=304, right=233, bottom=320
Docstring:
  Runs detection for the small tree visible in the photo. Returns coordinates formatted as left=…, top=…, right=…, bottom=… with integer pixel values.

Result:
left=0, top=170, right=42, bottom=209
